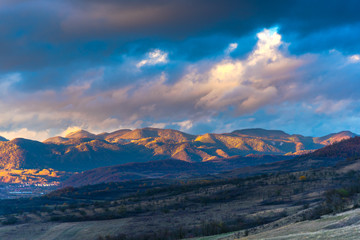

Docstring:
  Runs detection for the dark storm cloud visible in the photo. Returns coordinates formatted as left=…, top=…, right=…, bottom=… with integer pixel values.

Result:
left=60, top=0, right=288, bottom=38
left=59, top=0, right=360, bottom=40
left=2, top=0, right=360, bottom=72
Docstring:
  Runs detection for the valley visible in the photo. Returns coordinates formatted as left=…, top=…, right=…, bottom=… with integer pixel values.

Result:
left=0, top=160, right=360, bottom=239
left=0, top=128, right=359, bottom=239
left=3, top=1, right=359, bottom=239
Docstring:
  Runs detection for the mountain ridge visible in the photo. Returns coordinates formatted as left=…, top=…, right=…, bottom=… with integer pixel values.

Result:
left=65, top=136, right=360, bottom=187
left=0, top=127, right=356, bottom=172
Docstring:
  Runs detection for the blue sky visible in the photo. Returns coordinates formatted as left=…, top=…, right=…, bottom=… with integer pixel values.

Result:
left=1, top=0, right=360, bottom=140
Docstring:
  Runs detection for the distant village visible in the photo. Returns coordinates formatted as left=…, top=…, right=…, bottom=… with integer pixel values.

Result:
left=0, top=182, right=60, bottom=199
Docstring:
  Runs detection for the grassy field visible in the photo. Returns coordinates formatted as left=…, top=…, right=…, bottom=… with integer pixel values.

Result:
left=215, top=208, right=360, bottom=240
left=0, top=167, right=360, bottom=239
left=3, top=208, right=360, bottom=240
left=0, top=219, right=128, bottom=240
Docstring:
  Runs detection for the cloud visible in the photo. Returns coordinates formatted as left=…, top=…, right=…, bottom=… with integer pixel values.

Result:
left=174, top=120, right=193, bottom=131
left=349, top=54, right=360, bottom=63
left=225, top=43, right=238, bottom=54
left=136, top=49, right=168, bottom=68
left=0, top=28, right=309, bottom=139
left=1, top=0, right=360, bottom=140
left=61, top=126, right=82, bottom=137
left=0, top=128, right=51, bottom=141
left=314, top=98, right=352, bottom=115
left=0, top=73, right=21, bottom=95
left=2, top=0, right=360, bottom=74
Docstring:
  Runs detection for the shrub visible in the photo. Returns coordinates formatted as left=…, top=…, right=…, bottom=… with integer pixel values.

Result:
left=2, top=216, right=18, bottom=225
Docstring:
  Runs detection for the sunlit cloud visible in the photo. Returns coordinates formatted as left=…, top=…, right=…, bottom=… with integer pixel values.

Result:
left=0, top=128, right=51, bottom=141
left=61, top=126, right=82, bottom=137
left=248, top=27, right=282, bottom=65
left=136, top=49, right=168, bottom=68
left=225, top=43, right=238, bottom=54
left=174, top=120, right=193, bottom=131
left=1, top=25, right=360, bottom=139
left=349, top=54, right=360, bottom=63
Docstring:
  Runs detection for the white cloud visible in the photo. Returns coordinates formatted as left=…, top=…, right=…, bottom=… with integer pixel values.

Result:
left=150, top=122, right=167, bottom=129
left=349, top=54, right=360, bottom=63
left=0, top=73, right=21, bottom=95
left=174, top=120, right=193, bottom=131
left=314, top=98, right=352, bottom=115
left=225, top=42, right=238, bottom=54
left=61, top=126, right=82, bottom=137
left=248, top=27, right=282, bottom=65
left=0, top=128, right=51, bottom=141
left=136, top=49, right=168, bottom=68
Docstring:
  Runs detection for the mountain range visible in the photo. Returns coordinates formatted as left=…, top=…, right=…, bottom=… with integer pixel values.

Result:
left=0, top=128, right=356, bottom=172
left=65, top=135, right=360, bottom=187
left=2, top=128, right=360, bottom=240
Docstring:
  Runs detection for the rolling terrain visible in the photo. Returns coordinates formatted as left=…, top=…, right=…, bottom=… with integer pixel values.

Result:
left=65, top=136, right=360, bottom=187
left=0, top=128, right=355, bottom=173
left=0, top=127, right=355, bottom=190
left=63, top=155, right=292, bottom=187
left=0, top=131, right=359, bottom=239
left=1, top=159, right=360, bottom=239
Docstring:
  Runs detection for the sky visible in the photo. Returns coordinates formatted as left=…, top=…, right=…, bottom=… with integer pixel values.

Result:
left=1, top=0, right=360, bottom=140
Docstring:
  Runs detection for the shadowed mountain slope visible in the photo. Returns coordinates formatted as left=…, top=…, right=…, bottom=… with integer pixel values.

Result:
left=64, top=155, right=292, bottom=186
left=0, top=138, right=54, bottom=169
left=220, top=136, right=360, bottom=179
left=0, top=136, right=7, bottom=142
left=231, top=128, right=290, bottom=138
left=302, top=136, right=360, bottom=159
left=0, top=138, right=154, bottom=171
left=68, top=137, right=360, bottom=187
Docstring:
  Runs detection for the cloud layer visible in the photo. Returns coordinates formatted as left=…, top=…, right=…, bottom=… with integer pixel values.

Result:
left=1, top=1, right=360, bottom=140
